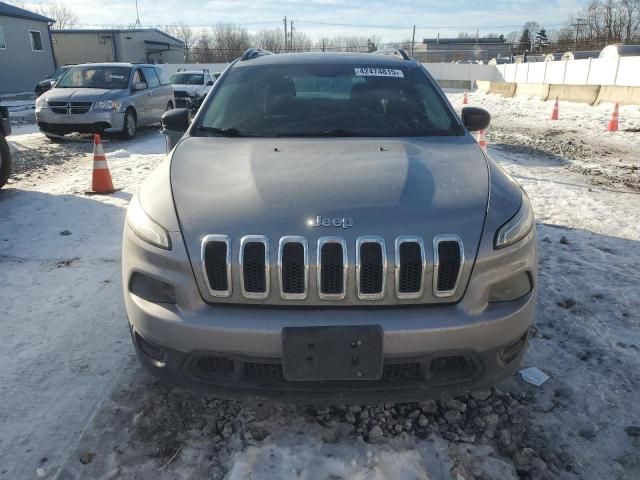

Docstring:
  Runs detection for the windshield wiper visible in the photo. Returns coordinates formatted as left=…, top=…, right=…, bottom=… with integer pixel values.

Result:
left=275, top=128, right=364, bottom=137
left=197, top=126, right=253, bottom=137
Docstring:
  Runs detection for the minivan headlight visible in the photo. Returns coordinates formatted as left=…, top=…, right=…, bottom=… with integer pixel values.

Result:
left=127, top=195, right=171, bottom=250
left=495, top=192, right=534, bottom=249
left=93, top=100, right=121, bottom=111
left=35, top=96, right=47, bottom=109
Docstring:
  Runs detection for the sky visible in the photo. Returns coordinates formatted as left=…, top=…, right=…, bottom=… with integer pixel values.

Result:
left=28, top=0, right=588, bottom=42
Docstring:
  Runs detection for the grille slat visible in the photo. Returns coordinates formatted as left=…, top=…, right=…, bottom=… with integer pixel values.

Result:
left=399, top=242, right=423, bottom=294
left=280, top=239, right=307, bottom=298
left=357, top=238, right=386, bottom=299
left=435, top=238, right=463, bottom=296
left=319, top=240, right=346, bottom=298
left=241, top=238, right=268, bottom=297
left=202, top=235, right=231, bottom=297
left=204, top=242, right=229, bottom=291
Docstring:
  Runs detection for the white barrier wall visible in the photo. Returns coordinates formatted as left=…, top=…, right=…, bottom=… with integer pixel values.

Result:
left=616, top=57, right=640, bottom=86
left=159, top=57, right=640, bottom=87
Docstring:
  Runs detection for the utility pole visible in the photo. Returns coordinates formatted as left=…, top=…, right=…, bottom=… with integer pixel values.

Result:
left=571, top=18, right=584, bottom=52
left=411, top=25, right=416, bottom=57
left=290, top=20, right=294, bottom=52
left=284, top=17, right=288, bottom=53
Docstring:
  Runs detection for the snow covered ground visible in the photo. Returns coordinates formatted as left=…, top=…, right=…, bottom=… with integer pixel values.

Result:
left=0, top=94, right=639, bottom=480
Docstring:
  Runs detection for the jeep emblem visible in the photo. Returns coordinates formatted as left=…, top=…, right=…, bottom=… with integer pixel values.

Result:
left=308, top=215, right=354, bottom=229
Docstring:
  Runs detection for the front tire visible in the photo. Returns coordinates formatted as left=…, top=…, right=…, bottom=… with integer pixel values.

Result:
left=121, top=108, right=137, bottom=140
left=0, top=134, right=11, bottom=189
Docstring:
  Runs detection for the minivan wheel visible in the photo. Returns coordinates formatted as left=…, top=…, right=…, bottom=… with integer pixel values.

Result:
left=0, top=135, right=11, bottom=189
left=122, top=109, right=137, bottom=140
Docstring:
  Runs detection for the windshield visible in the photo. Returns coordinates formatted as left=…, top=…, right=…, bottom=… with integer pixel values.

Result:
left=50, top=66, right=69, bottom=79
left=170, top=73, right=204, bottom=85
left=197, top=63, right=462, bottom=137
left=57, top=66, right=131, bottom=90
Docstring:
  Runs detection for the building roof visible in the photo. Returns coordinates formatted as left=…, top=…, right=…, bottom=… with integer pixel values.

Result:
left=423, top=37, right=506, bottom=45
left=0, top=1, right=54, bottom=22
left=51, top=28, right=184, bottom=46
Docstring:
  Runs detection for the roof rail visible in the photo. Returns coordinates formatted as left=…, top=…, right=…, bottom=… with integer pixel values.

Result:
left=374, top=48, right=411, bottom=60
left=176, top=68, right=210, bottom=72
left=240, top=48, right=273, bottom=61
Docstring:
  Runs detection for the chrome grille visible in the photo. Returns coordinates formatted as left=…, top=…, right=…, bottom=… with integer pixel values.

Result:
left=48, top=101, right=92, bottom=114
left=201, top=234, right=465, bottom=302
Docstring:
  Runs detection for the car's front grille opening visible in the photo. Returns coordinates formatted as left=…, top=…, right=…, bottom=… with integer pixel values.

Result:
left=359, top=242, right=384, bottom=295
left=382, top=362, right=422, bottom=380
left=243, top=362, right=284, bottom=379
left=320, top=242, right=344, bottom=295
left=430, top=355, right=475, bottom=380
left=204, top=241, right=229, bottom=292
left=49, top=101, right=92, bottom=114
left=242, top=241, right=267, bottom=294
left=436, top=240, right=462, bottom=293
left=399, top=242, right=423, bottom=294
left=196, top=355, right=235, bottom=374
left=281, top=242, right=305, bottom=295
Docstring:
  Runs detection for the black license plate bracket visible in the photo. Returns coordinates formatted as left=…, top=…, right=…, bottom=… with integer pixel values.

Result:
left=282, top=325, right=383, bottom=381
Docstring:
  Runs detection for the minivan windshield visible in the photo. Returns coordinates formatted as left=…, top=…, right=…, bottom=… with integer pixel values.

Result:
left=197, top=63, right=463, bottom=137
left=170, top=73, right=204, bottom=85
left=57, top=66, right=131, bottom=90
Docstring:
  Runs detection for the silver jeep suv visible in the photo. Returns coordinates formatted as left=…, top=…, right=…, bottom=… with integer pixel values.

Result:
left=123, top=49, right=537, bottom=402
left=35, top=63, right=174, bottom=140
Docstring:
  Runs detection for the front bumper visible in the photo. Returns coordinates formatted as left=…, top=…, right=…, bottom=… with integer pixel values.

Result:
left=123, top=223, right=537, bottom=402
left=36, top=108, right=125, bottom=134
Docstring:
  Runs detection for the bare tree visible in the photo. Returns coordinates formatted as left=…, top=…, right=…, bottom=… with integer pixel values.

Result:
left=192, top=30, right=215, bottom=63
left=165, top=22, right=195, bottom=62
left=210, top=23, right=251, bottom=61
left=37, top=1, right=79, bottom=29
left=252, top=29, right=284, bottom=53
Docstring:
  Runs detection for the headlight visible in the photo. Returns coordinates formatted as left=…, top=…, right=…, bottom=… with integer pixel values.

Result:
left=93, top=100, right=121, bottom=111
left=495, top=191, right=534, bottom=249
left=35, top=96, right=47, bottom=109
left=127, top=195, right=171, bottom=250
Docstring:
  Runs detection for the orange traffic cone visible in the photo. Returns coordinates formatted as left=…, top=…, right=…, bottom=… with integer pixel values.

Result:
left=476, top=129, right=487, bottom=152
left=607, top=103, right=619, bottom=132
left=463, top=90, right=469, bottom=105
left=85, top=134, right=117, bottom=194
left=551, top=97, right=559, bottom=120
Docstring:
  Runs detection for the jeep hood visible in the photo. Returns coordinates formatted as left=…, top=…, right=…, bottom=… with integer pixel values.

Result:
left=171, top=135, right=488, bottom=270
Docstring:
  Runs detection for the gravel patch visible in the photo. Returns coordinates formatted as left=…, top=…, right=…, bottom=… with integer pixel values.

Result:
left=486, top=126, right=640, bottom=192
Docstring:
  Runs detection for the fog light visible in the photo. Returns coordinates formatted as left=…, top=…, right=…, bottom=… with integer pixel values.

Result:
left=488, top=272, right=532, bottom=303
left=130, top=272, right=176, bottom=304
left=500, top=330, right=529, bottom=363
left=134, top=332, right=166, bottom=365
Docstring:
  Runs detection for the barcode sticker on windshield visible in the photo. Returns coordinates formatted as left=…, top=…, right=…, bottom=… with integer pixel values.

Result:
left=354, top=67, right=404, bottom=78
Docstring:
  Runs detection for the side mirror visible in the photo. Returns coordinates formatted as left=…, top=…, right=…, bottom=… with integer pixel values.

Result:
left=133, top=81, right=147, bottom=91
left=206, top=80, right=214, bottom=86
left=461, top=107, right=491, bottom=132
left=161, top=108, right=190, bottom=152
